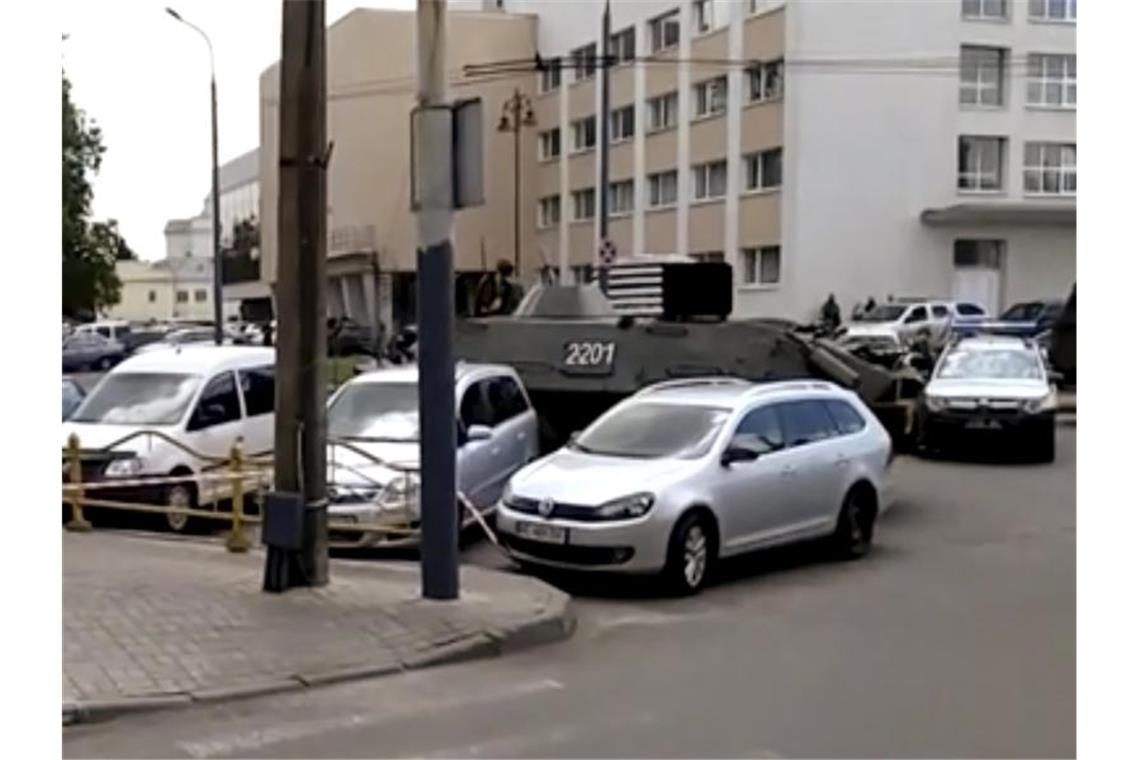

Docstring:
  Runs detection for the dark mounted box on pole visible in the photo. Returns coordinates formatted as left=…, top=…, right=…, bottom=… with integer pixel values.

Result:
left=261, top=491, right=306, bottom=551
left=410, top=98, right=484, bottom=210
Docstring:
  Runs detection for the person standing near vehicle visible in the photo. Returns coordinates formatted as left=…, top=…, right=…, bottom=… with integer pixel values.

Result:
left=821, top=293, right=842, bottom=331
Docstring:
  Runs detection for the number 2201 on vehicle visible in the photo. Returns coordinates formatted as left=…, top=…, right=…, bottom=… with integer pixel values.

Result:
left=562, top=340, right=616, bottom=373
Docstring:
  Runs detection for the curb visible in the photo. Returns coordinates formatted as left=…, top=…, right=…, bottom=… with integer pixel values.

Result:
left=64, top=589, right=574, bottom=726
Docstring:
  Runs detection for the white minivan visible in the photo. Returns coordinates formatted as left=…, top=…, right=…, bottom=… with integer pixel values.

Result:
left=62, top=346, right=276, bottom=532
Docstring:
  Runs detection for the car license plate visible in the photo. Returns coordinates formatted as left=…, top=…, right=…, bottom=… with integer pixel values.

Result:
left=515, top=520, right=567, bottom=544
left=965, top=418, right=1002, bottom=430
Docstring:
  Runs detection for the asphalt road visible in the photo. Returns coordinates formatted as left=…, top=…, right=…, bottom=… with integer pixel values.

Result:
left=64, top=427, right=1075, bottom=758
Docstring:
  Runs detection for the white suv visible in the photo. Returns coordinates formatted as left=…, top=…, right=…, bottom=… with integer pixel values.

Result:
left=844, top=300, right=985, bottom=347
left=497, top=379, right=893, bottom=594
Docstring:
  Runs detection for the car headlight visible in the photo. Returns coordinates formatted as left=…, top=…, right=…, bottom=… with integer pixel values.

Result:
left=596, top=492, right=655, bottom=520
left=104, top=456, right=143, bottom=478
left=380, top=476, right=421, bottom=512
left=1022, top=390, right=1057, bottom=414
left=501, top=481, right=513, bottom=505
left=924, top=394, right=949, bottom=412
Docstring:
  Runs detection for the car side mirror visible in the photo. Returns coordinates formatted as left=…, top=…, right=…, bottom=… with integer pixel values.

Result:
left=466, top=424, right=493, bottom=443
left=720, top=446, right=759, bottom=467
left=568, top=430, right=582, bottom=444
left=1048, top=370, right=1064, bottom=384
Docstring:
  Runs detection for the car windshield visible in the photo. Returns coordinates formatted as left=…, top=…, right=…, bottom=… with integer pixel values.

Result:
left=572, top=402, right=730, bottom=459
left=936, top=348, right=1043, bottom=381
left=328, top=382, right=420, bottom=440
left=864, top=305, right=907, bottom=322
left=1000, top=302, right=1042, bottom=321
left=71, top=373, right=201, bottom=425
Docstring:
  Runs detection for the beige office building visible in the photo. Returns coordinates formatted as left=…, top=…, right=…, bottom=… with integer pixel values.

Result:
left=258, top=0, right=1076, bottom=325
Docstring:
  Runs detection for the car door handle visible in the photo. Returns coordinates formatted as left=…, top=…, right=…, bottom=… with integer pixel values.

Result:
left=834, top=455, right=851, bottom=468
left=780, top=465, right=796, bottom=477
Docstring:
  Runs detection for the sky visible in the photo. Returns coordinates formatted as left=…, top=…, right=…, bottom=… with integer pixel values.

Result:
left=62, top=0, right=415, bottom=261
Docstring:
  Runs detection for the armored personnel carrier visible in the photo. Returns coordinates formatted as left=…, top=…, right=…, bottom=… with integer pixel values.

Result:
left=453, top=261, right=924, bottom=453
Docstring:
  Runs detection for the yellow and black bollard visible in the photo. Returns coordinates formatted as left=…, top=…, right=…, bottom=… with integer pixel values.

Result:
left=225, top=440, right=251, bottom=553
left=64, top=433, right=92, bottom=532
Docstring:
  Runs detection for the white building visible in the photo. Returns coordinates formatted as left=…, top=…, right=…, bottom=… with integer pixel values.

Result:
left=103, top=256, right=216, bottom=323
left=502, top=0, right=1075, bottom=319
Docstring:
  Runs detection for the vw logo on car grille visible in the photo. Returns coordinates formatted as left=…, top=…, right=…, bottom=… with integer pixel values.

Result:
left=538, top=497, right=555, bottom=518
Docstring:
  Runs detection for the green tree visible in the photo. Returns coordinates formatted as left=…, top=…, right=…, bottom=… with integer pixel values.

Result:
left=62, top=71, right=134, bottom=319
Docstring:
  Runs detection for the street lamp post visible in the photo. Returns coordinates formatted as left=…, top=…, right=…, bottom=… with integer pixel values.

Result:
left=166, top=7, right=223, bottom=346
left=497, top=90, right=535, bottom=277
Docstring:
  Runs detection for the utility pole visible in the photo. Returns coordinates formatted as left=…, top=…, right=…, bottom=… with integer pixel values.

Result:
left=265, top=0, right=329, bottom=591
left=414, top=0, right=459, bottom=600
left=597, top=0, right=612, bottom=292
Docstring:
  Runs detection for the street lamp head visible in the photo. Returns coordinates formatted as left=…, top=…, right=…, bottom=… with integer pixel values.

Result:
left=165, top=7, right=183, bottom=21
left=497, top=114, right=511, bottom=132
left=523, top=106, right=536, bottom=125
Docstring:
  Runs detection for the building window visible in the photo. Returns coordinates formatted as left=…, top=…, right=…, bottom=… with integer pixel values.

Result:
left=538, top=195, right=561, bottom=228
left=610, top=105, right=635, bottom=143
left=571, top=116, right=597, bottom=152
left=958, top=136, right=1005, bottom=191
left=959, top=46, right=1006, bottom=107
left=609, top=26, right=635, bottom=64
left=539, top=64, right=561, bottom=93
left=743, top=148, right=782, bottom=191
left=1029, top=0, right=1076, bottom=22
left=692, top=160, right=728, bottom=200
left=741, top=246, right=781, bottom=285
left=538, top=128, right=561, bottom=161
left=693, top=76, right=728, bottom=119
left=1027, top=53, right=1076, bottom=108
left=646, top=91, right=679, bottom=132
left=747, top=59, right=784, bottom=103
left=692, top=0, right=725, bottom=35
left=649, top=9, right=680, bottom=53
left=176, top=290, right=189, bottom=304
left=608, top=180, right=635, bottom=216
left=1023, top=142, right=1077, bottom=195
left=571, top=43, right=597, bottom=82
left=647, top=169, right=679, bottom=208
left=953, top=239, right=1004, bottom=269
left=748, top=0, right=779, bottom=15
left=147, top=290, right=156, bottom=303
left=691, top=251, right=724, bottom=263
left=194, top=289, right=208, bottom=303
left=961, top=0, right=1007, bottom=20
left=572, top=188, right=596, bottom=221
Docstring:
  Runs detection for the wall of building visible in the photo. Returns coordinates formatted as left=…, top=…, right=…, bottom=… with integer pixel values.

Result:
left=103, top=258, right=220, bottom=323
left=773, top=0, right=1075, bottom=321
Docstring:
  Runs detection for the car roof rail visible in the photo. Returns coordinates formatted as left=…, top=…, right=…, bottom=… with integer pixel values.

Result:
left=743, top=380, right=836, bottom=399
left=636, top=377, right=752, bottom=395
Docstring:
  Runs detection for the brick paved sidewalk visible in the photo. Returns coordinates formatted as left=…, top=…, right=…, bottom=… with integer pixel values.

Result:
left=63, top=532, right=573, bottom=724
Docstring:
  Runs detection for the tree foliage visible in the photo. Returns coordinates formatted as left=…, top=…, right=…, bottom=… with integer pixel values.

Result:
left=62, top=71, right=134, bottom=319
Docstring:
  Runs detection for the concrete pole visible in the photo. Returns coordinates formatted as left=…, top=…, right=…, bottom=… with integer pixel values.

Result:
left=415, top=0, right=459, bottom=600
left=210, top=77, right=224, bottom=343
left=265, top=0, right=329, bottom=591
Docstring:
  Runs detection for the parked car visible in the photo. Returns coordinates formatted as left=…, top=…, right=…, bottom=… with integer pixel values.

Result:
left=496, top=378, right=893, bottom=594
left=61, top=346, right=277, bottom=532
left=841, top=300, right=974, bottom=348
left=62, top=333, right=128, bottom=372
left=328, top=317, right=374, bottom=357
left=325, top=362, right=539, bottom=547
left=74, top=320, right=133, bottom=345
left=950, top=299, right=1063, bottom=340
left=62, top=377, right=86, bottom=420
left=134, top=327, right=231, bottom=354
left=915, top=335, right=1059, bottom=462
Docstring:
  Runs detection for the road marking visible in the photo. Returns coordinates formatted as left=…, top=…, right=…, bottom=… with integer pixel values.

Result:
left=176, top=678, right=564, bottom=759
left=588, top=609, right=713, bottom=636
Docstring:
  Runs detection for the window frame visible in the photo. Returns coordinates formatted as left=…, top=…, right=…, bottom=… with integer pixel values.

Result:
left=571, top=116, right=597, bottom=153
left=691, top=159, right=728, bottom=201
left=485, top=375, right=530, bottom=426
left=648, top=9, right=681, bottom=54
left=1028, top=0, right=1076, bottom=23
left=1023, top=142, right=1076, bottom=196
left=742, top=147, right=783, bottom=192
left=571, top=42, right=597, bottom=82
left=647, top=169, right=679, bottom=208
left=1026, top=53, right=1077, bottom=109
left=961, top=0, right=1008, bottom=21
left=692, top=75, right=728, bottom=120
left=609, top=25, right=636, bottom=65
left=538, top=127, right=561, bottom=161
left=958, top=135, right=1006, bottom=192
left=607, top=179, right=635, bottom=216
left=729, top=403, right=786, bottom=457
left=538, top=63, right=561, bottom=94
left=646, top=91, right=679, bottom=133
left=572, top=188, right=596, bottom=222
left=187, top=371, right=243, bottom=432
left=747, top=58, right=784, bottom=104
left=537, top=194, right=561, bottom=229
left=774, top=400, right=840, bottom=449
left=822, top=399, right=868, bottom=437
left=238, top=365, right=276, bottom=418
left=609, top=104, right=635, bottom=143
left=959, top=45, right=1006, bottom=108
left=740, top=245, right=781, bottom=286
